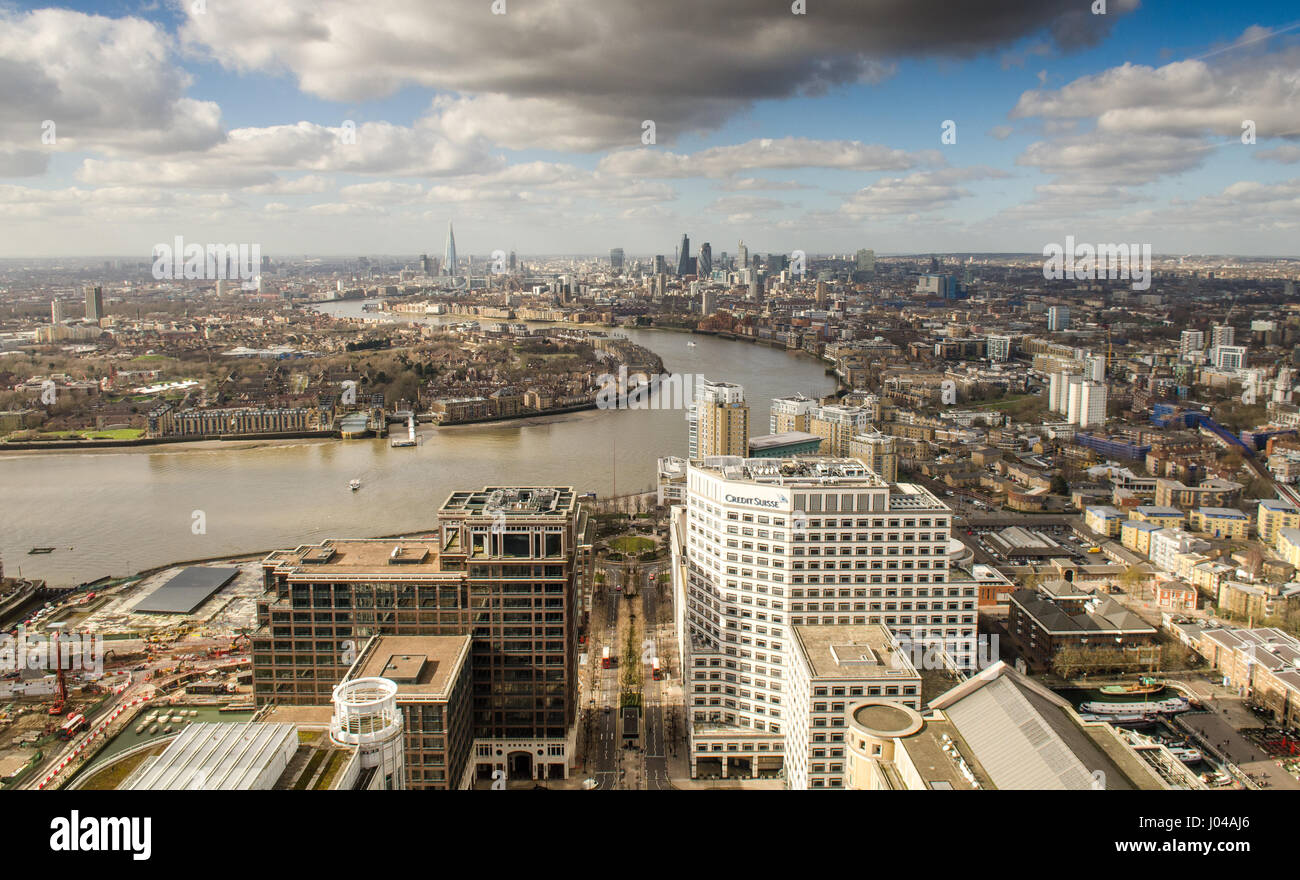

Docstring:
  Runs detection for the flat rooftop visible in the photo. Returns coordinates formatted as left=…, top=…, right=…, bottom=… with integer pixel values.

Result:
left=440, top=486, right=576, bottom=516
left=133, top=566, right=240, bottom=615
left=264, top=540, right=448, bottom=575
left=747, top=431, right=822, bottom=451
left=793, top=624, right=918, bottom=679
left=350, top=635, right=472, bottom=699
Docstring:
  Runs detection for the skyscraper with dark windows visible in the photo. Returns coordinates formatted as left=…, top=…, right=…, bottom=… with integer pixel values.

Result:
left=84, top=285, right=103, bottom=322
left=698, top=242, right=712, bottom=278
left=610, top=248, right=624, bottom=272
left=676, top=234, right=691, bottom=276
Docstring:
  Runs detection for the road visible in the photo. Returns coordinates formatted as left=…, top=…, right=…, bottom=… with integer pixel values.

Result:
left=588, top=562, right=622, bottom=790
left=583, top=557, right=675, bottom=790
left=640, top=564, right=672, bottom=790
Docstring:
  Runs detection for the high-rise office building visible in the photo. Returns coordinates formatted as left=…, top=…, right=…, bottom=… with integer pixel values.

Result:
left=737, top=241, right=749, bottom=274
left=610, top=248, right=625, bottom=272
left=654, top=254, right=668, bottom=275
left=677, top=234, right=691, bottom=276
left=84, top=285, right=103, bottom=322
left=667, top=456, right=972, bottom=780
left=444, top=222, right=458, bottom=277
left=419, top=254, right=433, bottom=275
left=687, top=380, right=748, bottom=458
left=1047, top=306, right=1070, bottom=331
left=252, top=486, right=588, bottom=782
left=697, top=242, right=712, bottom=279
left=50, top=299, right=63, bottom=324
left=855, top=248, right=875, bottom=275
left=701, top=288, right=717, bottom=315
left=770, top=394, right=817, bottom=434
left=749, top=274, right=760, bottom=304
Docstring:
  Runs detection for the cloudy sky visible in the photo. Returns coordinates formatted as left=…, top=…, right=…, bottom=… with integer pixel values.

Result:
left=2, top=0, right=1299, bottom=259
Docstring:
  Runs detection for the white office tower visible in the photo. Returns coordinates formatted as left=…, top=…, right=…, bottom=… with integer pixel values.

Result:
left=1085, top=354, right=1106, bottom=382
left=1179, top=329, right=1205, bottom=360
left=330, top=677, right=406, bottom=790
left=50, top=300, right=62, bottom=323
left=1048, top=371, right=1070, bottom=415
left=1066, top=379, right=1106, bottom=428
left=668, top=456, right=973, bottom=781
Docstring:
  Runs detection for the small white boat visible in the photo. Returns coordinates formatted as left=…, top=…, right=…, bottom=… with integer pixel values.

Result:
left=349, top=479, right=361, bottom=491
left=1169, top=747, right=1203, bottom=764
left=686, top=341, right=697, bottom=347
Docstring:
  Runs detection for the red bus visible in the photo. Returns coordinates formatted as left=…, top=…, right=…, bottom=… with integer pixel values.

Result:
left=601, top=646, right=613, bottom=669
left=58, top=713, right=87, bottom=740
left=651, top=657, right=663, bottom=680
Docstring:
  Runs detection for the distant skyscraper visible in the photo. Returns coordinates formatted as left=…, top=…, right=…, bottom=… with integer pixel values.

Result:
left=50, top=300, right=62, bottom=324
left=698, top=242, right=712, bottom=278
left=443, top=222, right=457, bottom=277
left=419, top=253, right=433, bottom=275
left=654, top=255, right=668, bottom=275
left=1047, top=306, right=1070, bottom=332
left=855, top=248, right=875, bottom=276
left=610, top=248, right=625, bottom=272
left=748, top=274, right=760, bottom=304
left=737, top=241, right=749, bottom=274
left=85, top=285, right=103, bottom=322
left=676, top=234, right=691, bottom=276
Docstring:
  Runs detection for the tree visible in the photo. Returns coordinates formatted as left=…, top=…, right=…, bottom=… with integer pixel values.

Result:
left=1050, top=475, right=1070, bottom=496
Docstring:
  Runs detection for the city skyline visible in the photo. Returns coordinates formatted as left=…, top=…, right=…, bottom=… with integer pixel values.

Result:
left=1, top=1, right=1300, bottom=258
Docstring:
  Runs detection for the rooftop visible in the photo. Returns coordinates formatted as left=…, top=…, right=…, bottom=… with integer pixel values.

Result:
left=695, top=455, right=888, bottom=487
left=265, top=539, right=448, bottom=575
left=349, top=635, right=472, bottom=699
left=440, top=486, right=576, bottom=516
left=793, top=624, right=918, bottom=679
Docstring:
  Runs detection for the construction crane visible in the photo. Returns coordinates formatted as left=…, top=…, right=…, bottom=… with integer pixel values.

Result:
left=48, top=631, right=68, bottom=716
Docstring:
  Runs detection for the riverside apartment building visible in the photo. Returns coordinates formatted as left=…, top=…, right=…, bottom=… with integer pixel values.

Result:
left=667, top=455, right=976, bottom=781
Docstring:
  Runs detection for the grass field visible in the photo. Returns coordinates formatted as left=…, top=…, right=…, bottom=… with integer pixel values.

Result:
left=609, top=536, right=655, bottom=554
left=86, top=428, right=145, bottom=440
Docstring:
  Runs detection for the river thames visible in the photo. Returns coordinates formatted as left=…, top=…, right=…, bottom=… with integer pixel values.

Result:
left=0, top=303, right=837, bottom=585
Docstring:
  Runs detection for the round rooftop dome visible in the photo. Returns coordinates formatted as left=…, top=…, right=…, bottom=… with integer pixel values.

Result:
left=848, top=700, right=924, bottom=739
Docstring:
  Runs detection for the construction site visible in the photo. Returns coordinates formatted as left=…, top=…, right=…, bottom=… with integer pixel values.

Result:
left=0, top=557, right=264, bottom=790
